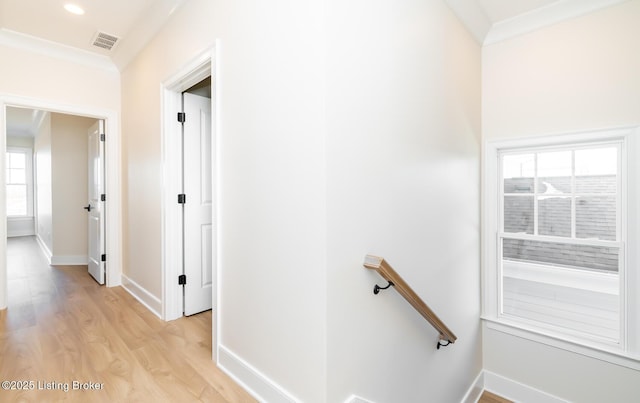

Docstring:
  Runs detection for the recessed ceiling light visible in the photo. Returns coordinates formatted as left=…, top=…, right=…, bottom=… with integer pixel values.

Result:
left=64, top=4, right=85, bottom=15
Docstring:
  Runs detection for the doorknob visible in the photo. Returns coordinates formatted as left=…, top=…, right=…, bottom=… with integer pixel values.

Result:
left=84, top=204, right=92, bottom=212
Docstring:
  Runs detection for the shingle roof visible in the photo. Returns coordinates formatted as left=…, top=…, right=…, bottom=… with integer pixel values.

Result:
left=503, top=175, right=617, bottom=272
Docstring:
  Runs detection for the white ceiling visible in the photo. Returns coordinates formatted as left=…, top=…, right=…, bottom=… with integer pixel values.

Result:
left=6, top=107, right=46, bottom=138
left=1, top=0, right=629, bottom=135
left=0, top=0, right=186, bottom=71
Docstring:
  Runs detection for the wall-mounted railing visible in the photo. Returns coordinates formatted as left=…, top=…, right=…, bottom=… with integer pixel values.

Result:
left=363, top=255, right=457, bottom=349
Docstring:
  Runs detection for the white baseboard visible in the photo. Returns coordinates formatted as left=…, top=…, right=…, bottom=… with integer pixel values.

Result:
left=8, top=229, right=36, bottom=237
left=121, top=274, right=162, bottom=318
left=36, top=234, right=53, bottom=264
left=460, top=371, right=484, bottom=403
left=461, top=370, right=567, bottom=403
left=218, top=345, right=300, bottom=403
left=50, top=255, right=88, bottom=265
left=345, top=395, right=377, bottom=403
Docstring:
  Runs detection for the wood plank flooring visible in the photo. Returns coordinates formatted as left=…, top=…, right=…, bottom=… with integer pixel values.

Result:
left=0, top=236, right=256, bottom=403
left=479, top=390, right=513, bottom=403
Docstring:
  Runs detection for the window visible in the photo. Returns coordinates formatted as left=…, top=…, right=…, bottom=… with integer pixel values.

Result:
left=6, top=148, right=33, bottom=217
left=500, top=143, right=621, bottom=343
left=483, top=128, right=640, bottom=361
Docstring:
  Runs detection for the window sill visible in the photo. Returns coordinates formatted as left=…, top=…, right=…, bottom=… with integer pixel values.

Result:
left=481, top=316, right=640, bottom=371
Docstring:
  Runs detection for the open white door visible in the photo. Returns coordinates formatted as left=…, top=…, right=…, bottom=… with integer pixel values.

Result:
left=183, top=92, right=213, bottom=315
left=87, top=120, right=105, bottom=284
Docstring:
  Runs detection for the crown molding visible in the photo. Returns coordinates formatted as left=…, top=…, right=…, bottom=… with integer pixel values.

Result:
left=484, top=0, right=629, bottom=45
left=444, top=0, right=492, bottom=44
left=111, top=0, right=187, bottom=71
left=0, top=28, right=117, bottom=72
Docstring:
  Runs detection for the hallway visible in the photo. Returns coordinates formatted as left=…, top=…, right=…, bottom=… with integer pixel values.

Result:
left=0, top=236, right=254, bottom=402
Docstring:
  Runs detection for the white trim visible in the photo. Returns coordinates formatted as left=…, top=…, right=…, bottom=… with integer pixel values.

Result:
left=460, top=371, right=484, bottom=403
left=484, top=0, right=628, bottom=45
left=483, top=318, right=640, bottom=371
left=344, top=395, right=377, bottom=403
left=218, top=345, right=300, bottom=403
left=459, top=370, right=567, bottom=403
left=0, top=94, right=122, bottom=310
left=35, top=233, right=52, bottom=264
left=50, top=255, right=88, bottom=265
left=483, top=370, right=568, bottom=403
left=160, top=46, right=217, bottom=352
left=6, top=146, right=34, bottom=217
left=483, top=126, right=640, bottom=367
left=0, top=28, right=116, bottom=72
left=121, top=274, right=162, bottom=318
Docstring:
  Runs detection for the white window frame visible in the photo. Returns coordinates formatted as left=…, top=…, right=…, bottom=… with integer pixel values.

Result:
left=6, top=147, right=34, bottom=218
left=482, top=127, right=640, bottom=368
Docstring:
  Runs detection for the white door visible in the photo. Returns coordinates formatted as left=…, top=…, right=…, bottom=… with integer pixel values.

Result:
left=183, top=92, right=213, bottom=315
left=87, top=120, right=105, bottom=284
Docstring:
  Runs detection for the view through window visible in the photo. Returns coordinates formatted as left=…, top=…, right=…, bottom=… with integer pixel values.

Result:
left=499, top=143, right=622, bottom=343
left=6, top=150, right=31, bottom=217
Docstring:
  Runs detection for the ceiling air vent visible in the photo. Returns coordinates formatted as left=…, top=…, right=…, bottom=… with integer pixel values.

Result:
left=92, top=32, right=119, bottom=51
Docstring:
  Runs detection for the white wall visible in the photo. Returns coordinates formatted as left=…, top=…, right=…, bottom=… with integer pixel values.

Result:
left=0, top=45, right=120, bottom=110
left=325, top=0, right=481, bottom=402
left=34, top=112, right=52, bottom=254
left=0, top=43, right=120, bottom=308
left=51, top=113, right=93, bottom=262
left=121, top=0, right=327, bottom=401
left=482, top=1, right=640, bottom=401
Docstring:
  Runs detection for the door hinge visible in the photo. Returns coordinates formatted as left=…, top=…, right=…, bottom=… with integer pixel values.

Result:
left=100, top=133, right=106, bottom=142
left=178, top=274, right=186, bottom=285
left=177, top=112, right=186, bottom=123
left=101, top=194, right=106, bottom=202
left=178, top=194, right=186, bottom=204
left=101, top=254, right=107, bottom=262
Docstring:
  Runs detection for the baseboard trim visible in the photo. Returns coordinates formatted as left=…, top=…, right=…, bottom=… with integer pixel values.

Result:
left=50, top=255, right=88, bottom=265
left=344, top=394, right=377, bottom=403
left=35, top=235, right=52, bottom=264
left=218, top=345, right=299, bottom=403
left=460, top=370, right=567, bottom=403
left=121, top=274, right=162, bottom=318
left=460, top=371, right=484, bottom=403
left=483, top=371, right=568, bottom=403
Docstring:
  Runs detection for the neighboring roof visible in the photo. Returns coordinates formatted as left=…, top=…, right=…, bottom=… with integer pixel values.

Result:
left=503, top=175, right=618, bottom=272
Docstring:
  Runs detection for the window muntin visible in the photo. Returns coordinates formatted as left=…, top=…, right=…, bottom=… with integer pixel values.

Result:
left=5, top=149, right=33, bottom=217
left=499, top=142, right=622, bottom=344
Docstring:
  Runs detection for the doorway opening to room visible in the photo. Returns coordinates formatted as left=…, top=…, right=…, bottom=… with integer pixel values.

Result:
left=0, top=97, right=122, bottom=311
left=160, top=50, right=218, bottom=365
left=5, top=107, right=104, bottom=294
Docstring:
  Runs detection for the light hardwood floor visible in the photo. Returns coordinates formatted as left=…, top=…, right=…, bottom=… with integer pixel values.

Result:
left=0, top=236, right=256, bottom=403
left=478, top=390, right=512, bottom=403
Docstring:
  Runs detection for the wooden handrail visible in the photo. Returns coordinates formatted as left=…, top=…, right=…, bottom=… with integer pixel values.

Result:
left=363, top=255, right=457, bottom=348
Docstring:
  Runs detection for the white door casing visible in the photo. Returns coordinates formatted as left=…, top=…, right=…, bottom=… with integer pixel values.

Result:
left=87, top=120, right=105, bottom=284
left=183, top=92, right=213, bottom=315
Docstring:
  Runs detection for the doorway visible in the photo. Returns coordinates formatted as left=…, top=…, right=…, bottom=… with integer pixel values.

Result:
left=182, top=79, right=213, bottom=315
left=0, top=96, right=122, bottom=310
left=160, top=50, right=218, bottom=363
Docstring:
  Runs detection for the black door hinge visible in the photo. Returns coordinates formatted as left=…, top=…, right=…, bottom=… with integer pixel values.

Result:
left=101, top=254, right=107, bottom=262
left=101, top=194, right=106, bottom=202
left=178, top=274, right=186, bottom=285
left=178, top=194, right=186, bottom=204
left=177, top=112, right=186, bottom=123
left=100, top=133, right=106, bottom=142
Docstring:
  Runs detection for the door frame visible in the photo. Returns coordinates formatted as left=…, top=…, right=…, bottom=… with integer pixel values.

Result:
left=0, top=94, right=122, bottom=309
left=160, top=46, right=219, bottom=360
